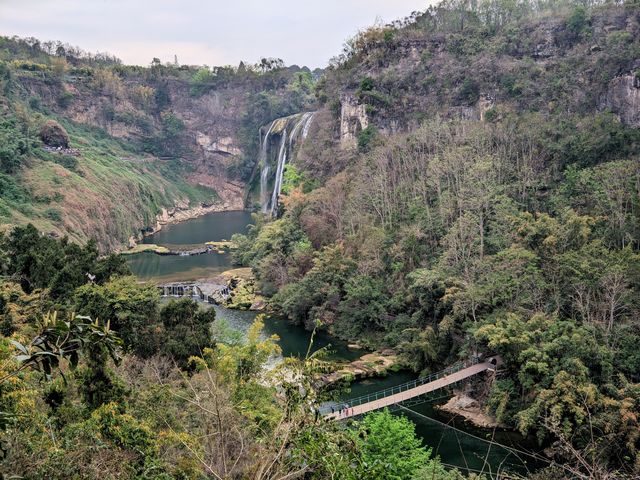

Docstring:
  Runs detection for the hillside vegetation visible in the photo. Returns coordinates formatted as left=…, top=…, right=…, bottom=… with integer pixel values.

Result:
left=0, top=36, right=316, bottom=249
left=233, top=0, right=640, bottom=476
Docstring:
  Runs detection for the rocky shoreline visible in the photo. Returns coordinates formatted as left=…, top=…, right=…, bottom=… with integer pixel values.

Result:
left=437, top=393, right=505, bottom=429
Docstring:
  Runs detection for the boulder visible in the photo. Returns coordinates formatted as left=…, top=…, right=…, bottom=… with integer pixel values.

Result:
left=39, top=120, right=70, bottom=148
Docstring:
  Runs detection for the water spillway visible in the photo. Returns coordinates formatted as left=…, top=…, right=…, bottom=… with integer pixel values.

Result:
left=258, top=112, right=315, bottom=215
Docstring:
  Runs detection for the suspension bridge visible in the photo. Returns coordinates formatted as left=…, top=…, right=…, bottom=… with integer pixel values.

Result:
left=321, top=356, right=500, bottom=421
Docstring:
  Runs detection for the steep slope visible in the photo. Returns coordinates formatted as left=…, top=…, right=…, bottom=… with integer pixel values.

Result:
left=232, top=1, right=640, bottom=475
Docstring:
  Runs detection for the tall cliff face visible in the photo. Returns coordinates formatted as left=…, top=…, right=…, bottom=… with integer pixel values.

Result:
left=339, top=94, right=368, bottom=149
left=602, top=72, right=640, bottom=127
left=308, top=3, right=640, bottom=154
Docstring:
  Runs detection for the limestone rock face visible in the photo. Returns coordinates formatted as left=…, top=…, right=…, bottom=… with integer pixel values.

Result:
left=340, top=94, right=368, bottom=149
left=196, top=133, right=242, bottom=156
left=602, top=73, right=640, bottom=127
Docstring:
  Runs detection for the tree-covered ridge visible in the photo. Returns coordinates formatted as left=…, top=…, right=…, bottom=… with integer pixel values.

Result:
left=230, top=0, right=640, bottom=476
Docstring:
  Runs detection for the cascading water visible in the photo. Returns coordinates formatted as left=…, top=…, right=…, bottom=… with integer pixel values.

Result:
left=258, top=111, right=315, bottom=216
left=269, top=128, right=288, bottom=216
left=259, top=121, right=276, bottom=214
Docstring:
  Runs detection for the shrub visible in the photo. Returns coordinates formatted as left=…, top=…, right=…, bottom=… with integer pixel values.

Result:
left=457, top=78, right=480, bottom=105
left=360, top=77, right=375, bottom=92
left=357, top=125, right=379, bottom=153
left=0, top=115, right=32, bottom=173
left=44, top=208, right=62, bottom=222
left=57, top=90, right=74, bottom=108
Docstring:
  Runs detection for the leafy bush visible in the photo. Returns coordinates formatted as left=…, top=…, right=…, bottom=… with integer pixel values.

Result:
left=357, top=125, right=379, bottom=152
left=0, top=114, right=32, bottom=173
left=56, top=89, right=74, bottom=108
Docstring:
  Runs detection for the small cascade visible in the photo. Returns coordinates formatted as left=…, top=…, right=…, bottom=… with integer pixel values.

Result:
left=258, top=111, right=315, bottom=216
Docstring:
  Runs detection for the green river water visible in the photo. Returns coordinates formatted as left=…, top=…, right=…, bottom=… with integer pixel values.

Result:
left=126, top=210, right=541, bottom=477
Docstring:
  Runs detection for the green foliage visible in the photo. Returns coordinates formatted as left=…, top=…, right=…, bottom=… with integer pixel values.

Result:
left=159, top=298, right=215, bottom=367
left=0, top=113, right=33, bottom=173
left=281, top=164, right=304, bottom=194
left=143, top=110, right=187, bottom=157
left=457, top=78, right=480, bottom=105
left=8, top=311, right=122, bottom=381
left=357, top=125, right=379, bottom=153
left=354, top=409, right=430, bottom=480
left=56, top=89, right=74, bottom=108
left=566, top=5, right=589, bottom=36
left=74, top=276, right=159, bottom=355
left=2, top=224, right=130, bottom=297
left=189, top=66, right=214, bottom=95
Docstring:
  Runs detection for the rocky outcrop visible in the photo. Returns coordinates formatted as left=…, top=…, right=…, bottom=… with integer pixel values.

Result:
left=340, top=93, right=369, bottom=149
left=318, top=350, right=398, bottom=387
left=196, top=133, right=242, bottom=156
left=437, top=393, right=505, bottom=429
left=602, top=73, right=640, bottom=127
left=449, top=94, right=495, bottom=121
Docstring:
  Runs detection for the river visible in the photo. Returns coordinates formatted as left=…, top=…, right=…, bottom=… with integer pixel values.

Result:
left=125, top=210, right=540, bottom=477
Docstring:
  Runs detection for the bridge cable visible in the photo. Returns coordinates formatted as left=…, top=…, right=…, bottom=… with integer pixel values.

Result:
left=396, top=404, right=552, bottom=467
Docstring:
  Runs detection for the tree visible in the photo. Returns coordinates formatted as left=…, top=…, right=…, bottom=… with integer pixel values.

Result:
left=6, top=311, right=122, bottom=383
left=354, top=409, right=430, bottom=480
left=0, top=115, right=32, bottom=173
left=159, top=298, right=215, bottom=367
left=74, top=276, right=159, bottom=355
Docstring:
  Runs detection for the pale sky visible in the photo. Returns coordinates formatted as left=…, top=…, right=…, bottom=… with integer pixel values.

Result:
left=0, top=0, right=430, bottom=68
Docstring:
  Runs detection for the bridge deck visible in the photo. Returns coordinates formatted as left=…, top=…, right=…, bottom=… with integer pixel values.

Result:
left=326, top=360, right=493, bottom=420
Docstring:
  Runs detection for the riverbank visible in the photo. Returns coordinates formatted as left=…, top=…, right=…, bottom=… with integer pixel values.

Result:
left=319, top=350, right=400, bottom=387
left=437, top=393, right=505, bottom=429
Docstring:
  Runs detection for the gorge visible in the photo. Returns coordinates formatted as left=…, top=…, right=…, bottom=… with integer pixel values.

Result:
left=2, top=0, right=640, bottom=479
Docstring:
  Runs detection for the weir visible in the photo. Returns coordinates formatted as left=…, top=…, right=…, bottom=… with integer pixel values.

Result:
left=158, top=281, right=231, bottom=304
left=259, top=112, right=315, bottom=215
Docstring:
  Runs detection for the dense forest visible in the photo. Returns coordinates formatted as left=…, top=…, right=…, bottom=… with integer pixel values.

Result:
left=1, top=0, right=640, bottom=478
left=232, top=0, right=640, bottom=477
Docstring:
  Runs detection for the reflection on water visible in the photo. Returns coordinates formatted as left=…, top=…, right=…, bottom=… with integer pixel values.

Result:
left=211, top=305, right=362, bottom=362
left=142, top=210, right=254, bottom=245
left=126, top=211, right=254, bottom=282
left=127, top=251, right=233, bottom=282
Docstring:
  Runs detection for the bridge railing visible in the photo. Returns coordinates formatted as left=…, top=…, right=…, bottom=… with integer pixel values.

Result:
left=319, top=357, right=481, bottom=416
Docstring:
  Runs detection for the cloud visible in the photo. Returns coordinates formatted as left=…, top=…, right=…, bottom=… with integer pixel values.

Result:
left=0, top=0, right=432, bottom=67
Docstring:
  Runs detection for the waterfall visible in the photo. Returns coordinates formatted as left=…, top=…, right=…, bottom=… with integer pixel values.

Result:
left=259, top=121, right=276, bottom=214
left=258, top=111, right=316, bottom=216
left=269, top=129, right=288, bottom=216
